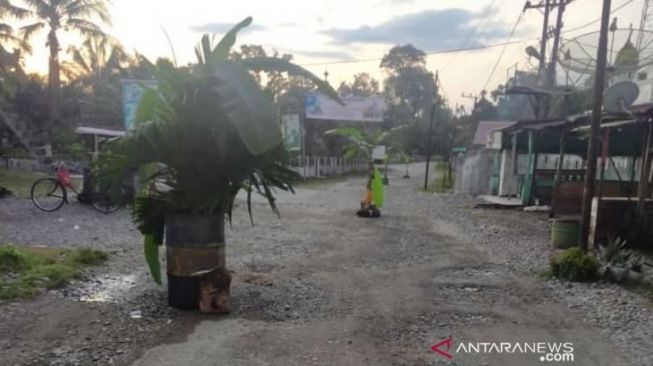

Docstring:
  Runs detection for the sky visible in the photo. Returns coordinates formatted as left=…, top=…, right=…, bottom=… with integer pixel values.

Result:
left=14, top=0, right=647, bottom=111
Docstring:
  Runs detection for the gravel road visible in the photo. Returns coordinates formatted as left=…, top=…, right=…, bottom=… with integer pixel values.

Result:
left=2, top=163, right=653, bottom=365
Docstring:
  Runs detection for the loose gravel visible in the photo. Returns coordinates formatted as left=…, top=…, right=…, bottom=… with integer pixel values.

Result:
left=2, top=166, right=653, bottom=365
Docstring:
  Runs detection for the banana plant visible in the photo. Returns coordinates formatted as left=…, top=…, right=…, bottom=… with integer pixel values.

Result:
left=324, top=124, right=407, bottom=161
left=96, top=17, right=341, bottom=284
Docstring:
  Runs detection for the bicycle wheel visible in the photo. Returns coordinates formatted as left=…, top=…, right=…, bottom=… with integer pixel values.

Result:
left=31, top=178, right=65, bottom=212
left=90, top=192, right=121, bottom=214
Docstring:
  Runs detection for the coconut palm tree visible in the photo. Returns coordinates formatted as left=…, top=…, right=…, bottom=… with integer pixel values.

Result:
left=19, top=0, right=111, bottom=119
left=0, top=1, right=30, bottom=107
left=0, top=1, right=29, bottom=72
left=62, top=36, right=128, bottom=83
left=60, top=36, right=130, bottom=128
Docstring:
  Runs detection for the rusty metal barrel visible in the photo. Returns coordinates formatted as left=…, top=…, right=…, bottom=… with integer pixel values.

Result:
left=551, top=218, right=580, bottom=249
left=165, top=215, right=225, bottom=309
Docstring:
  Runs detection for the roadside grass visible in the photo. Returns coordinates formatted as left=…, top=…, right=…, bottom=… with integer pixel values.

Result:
left=0, top=244, right=108, bottom=300
left=422, top=161, right=454, bottom=193
left=0, top=167, right=45, bottom=198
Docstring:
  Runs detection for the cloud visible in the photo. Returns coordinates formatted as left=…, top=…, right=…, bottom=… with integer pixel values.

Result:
left=323, top=8, right=515, bottom=51
left=189, top=22, right=265, bottom=33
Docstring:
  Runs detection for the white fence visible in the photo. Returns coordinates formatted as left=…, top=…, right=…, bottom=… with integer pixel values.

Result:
left=6, top=156, right=368, bottom=179
left=290, top=156, right=368, bottom=178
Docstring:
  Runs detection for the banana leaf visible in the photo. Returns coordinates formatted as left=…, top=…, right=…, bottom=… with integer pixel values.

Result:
left=144, top=234, right=162, bottom=285
left=134, top=88, right=159, bottom=127
left=211, top=60, right=280, bottom=155
left=212, top=17, right=253, bottom=60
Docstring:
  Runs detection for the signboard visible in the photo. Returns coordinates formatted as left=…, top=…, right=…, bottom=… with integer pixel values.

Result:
left=121, top=79, right=158, bottom=130
left=281, top=113, right=302, bottom=152
left=304, top=93, right=385, bottom=122
left=372, top=145, right=386, bottom=162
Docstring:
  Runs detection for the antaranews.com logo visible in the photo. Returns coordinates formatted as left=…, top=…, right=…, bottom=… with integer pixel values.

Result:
left=432, top=336, right=575, bottom=363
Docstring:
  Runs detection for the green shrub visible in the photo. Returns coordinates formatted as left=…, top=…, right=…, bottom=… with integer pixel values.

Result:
left=70, top=248, right=108, bottom=266
left=0, top=245, right=108, bottom=299
left=0, top=245, right=30, bottom=273
left=22, top=264, right=79, bottom=289
left=551, top=247, right=600, bottom=282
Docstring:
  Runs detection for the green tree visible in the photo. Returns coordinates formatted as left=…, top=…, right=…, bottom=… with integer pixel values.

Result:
left=0, top=1, right=29, bottom=104
left=20, top=0, right=111, bottom=121
left=0, top=0, right=29, bottom=53
left=380, top=44, right=426, bottom=72
left=338, top=73, right=379, bottom=97
left=59, top=36, right=132, bottom=129
left=62, top=36, right=128, bottom=83
left=381, top=44, right=452, bottom=156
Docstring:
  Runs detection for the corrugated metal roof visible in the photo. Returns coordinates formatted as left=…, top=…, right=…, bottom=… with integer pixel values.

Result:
left=472, top=121, right=516, bottom=146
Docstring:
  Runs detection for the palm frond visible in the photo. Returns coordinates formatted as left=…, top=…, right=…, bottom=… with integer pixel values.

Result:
left=22, top=0, right=49, bottom=10
left=19, top=22, right=44, bottom=41
left=64, top=0, right=111, bottom=25
left=0, top=0, right=30, bottom=18
left=66, top=17, right=106, bottom=38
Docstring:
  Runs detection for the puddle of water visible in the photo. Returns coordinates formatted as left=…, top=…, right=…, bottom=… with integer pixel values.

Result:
left=77, top=274, right=138, bottom=303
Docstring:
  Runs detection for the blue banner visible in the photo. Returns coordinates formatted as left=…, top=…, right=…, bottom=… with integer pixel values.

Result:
left=121, top=79, right=158, bottom=130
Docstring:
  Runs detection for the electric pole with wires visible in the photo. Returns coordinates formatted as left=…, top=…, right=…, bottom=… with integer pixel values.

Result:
left=580, top=0, right=612, bottom=251
left=523, top=0, right=574, bottom=117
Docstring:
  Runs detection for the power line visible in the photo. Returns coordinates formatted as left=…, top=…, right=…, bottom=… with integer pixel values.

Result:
left=441, top=0, right=503, bottom=73
left=482, top=9, right=525, bottom=92
left=299, top=38, right=532, bottom=67
left=562, top=0, right=636, bottom=34
left=296, top=0, right=636, bottom=71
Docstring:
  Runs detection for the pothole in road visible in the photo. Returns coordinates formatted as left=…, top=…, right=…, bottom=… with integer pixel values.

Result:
left=231, top=276, right=333, bottom=322
left=63, top=273, right=139, bottom=303
left=365, top=309, right=500, bottom=350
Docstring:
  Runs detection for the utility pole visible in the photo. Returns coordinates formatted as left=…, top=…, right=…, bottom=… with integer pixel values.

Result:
left=538, top=0, right=551, bottom=74
left=580, top=0, right=612, bottom=251
left=524, top=0, right=574, bottom=117
left=424, top=72, right=441, bottom=190
left=461, top=93, right=477, bottom=114
left=424, top=103, right=436, bottom=191
left=549, top=1, right=570, bottom=87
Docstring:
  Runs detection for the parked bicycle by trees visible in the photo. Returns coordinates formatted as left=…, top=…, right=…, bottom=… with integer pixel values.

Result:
left=30, top=162, right=126, bottom=213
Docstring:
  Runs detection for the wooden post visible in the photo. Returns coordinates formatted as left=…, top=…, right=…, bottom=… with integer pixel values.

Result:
left=598, top=128, right=607, bottom=200
left=580, top=0, right=611, bottom=251
left=522, top=130, right=536, bottom=206
left=637, top=124, right=652, bottom=216
left=424, top=103, right=436, bottom=190
left=511, top=133, right=518, bottom=175
left=628, top=128, right=640, bottom=199
left=551, top=132, right=566, bottom=217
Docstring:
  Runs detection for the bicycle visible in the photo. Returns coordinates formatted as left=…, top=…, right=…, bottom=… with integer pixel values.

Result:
left=30, top=164, right=123, bottom=214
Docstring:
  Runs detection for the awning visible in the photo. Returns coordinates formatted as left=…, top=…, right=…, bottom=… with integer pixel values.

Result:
left=572, top=118, right=639, bottom=131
